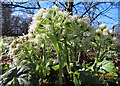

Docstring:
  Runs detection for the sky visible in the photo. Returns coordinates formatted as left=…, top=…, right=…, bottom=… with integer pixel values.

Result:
left=11, top=1, right=119, bottom=29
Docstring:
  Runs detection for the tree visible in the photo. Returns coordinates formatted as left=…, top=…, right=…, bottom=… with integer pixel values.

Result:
left=1, top=1, right=118, bottom=35
left=2, top=3, right=32, bottom=36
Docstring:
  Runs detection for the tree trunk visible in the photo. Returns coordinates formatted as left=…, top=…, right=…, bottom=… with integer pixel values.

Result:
left=65, top=0, right=74, bottom=15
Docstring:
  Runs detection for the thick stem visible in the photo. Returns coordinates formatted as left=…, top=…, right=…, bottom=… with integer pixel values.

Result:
left=43, top=43, right=46, bottom=66
left=65, top=39, right=70, bottom=72
left=93, top=45, right=101, bottom=72
left=58, top=52, right=63, bottom=85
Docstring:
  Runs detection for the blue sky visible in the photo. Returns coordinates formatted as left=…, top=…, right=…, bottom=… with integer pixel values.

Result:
left=12, top=1, right=118, bottom=29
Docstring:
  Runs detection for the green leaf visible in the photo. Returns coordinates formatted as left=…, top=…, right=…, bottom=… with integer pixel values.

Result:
left=73, top=75, right=79, bottom=86
left=49, top=34, right=59, bottom=53
left=96, top=60, right=115, bottom=74
left=0, top=66, right=38, bottom=86
left=51, top=65, right=59, bottom=71
left=74, top=71, right=101, bottom=85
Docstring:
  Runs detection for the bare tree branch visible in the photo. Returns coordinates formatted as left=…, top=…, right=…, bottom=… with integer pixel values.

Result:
left=73, top=6, right=77, bottom=14
left=90, top=3, right=114, bottom=23
left=102, top=14, right=116, bottom=21
left=2, top=3, right=40, bottom=9
left=80, top=2, right=100, bottom=18
left=73, top=2, right=81, bottom=6
left=58, top=2, right=66, bottom=9
left=37, top=2, right=41, bottom=8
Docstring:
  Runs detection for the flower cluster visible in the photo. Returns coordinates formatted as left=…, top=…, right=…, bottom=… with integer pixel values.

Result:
left=94, top=24, right=116, bottom=47
left=7, top=6, right=117, bottom=66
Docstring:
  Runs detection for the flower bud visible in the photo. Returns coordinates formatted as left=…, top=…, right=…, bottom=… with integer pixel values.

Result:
left=83, top=17, right=89, bottom=22
left=103, top=29, right=108, bottom=33
left=43, top=12, right=51, bottom=18
left=19, top=36, right=24, bottom=40
left=96, top=29, right=101, bottom=33
left=112, top=37, right=117, bottom=41
left=28, top=33, right=33, bottom=38
left=36, top=34, right=41, bottom=40
left=52, top=6, right=60, bottom=11
left=99, top=23, right=106, bottom=29
left=12, top=48, right=17, bottom=55
left=109, top=29, right=113, bottom=34
left=46, top=8, right=52, bottom=12
left=73, top=15, right=79, bottom=19
left=16, top=44, right=22, bottom=49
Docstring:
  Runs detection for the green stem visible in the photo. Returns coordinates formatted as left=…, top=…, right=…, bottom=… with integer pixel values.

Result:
left=52, top=20, right=62, bottom=85
left=58, top=52, right=63, bottom=85
left=86, top=45, right=101, bottom=72
left=65, top=39, right=70, bottom=72
left=43, top=43, right=46, bottom=66
left=93, top=45, right=101, bottom=72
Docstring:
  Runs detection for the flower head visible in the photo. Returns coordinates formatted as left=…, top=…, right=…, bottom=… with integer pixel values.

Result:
left=73, top=15, right=79, bottom=19
left=52, top=6, right=60, bottom=11
left=77, top=19, right=83, bottom=23
left=83, top=17, right=89, bottom=22
left=16, top=44, right=22, bottom=49
left=43, top=12, right=51, bottom=18
left=29, top=21, right=40, bottom=33
left=96, top=29, right=101, bottom=34
left=109, top=29, right=113, bottom=34
left=99, top=23, right=106, bottom=29
left=36, top=34, right=41, bottom=40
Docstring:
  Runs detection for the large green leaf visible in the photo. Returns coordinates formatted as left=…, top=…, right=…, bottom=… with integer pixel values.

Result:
left=74, top=71, right=101, bottom=85
left=96, top=60, right=115, bottom=74
left=0, top=66, right=38, bottom=86
left=49, top=34, right=59, bottom=53
left=52, top=65, right=59, bottom=71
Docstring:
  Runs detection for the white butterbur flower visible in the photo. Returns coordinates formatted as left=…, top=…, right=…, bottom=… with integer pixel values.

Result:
left=36, top=34, right=41, bottom=40
left=63, top=11, right=69, bottom=17
left=42, top=33, right=47, bottom=38
left=29, top=39, right=35, bottom=43
left=103, top=29, right=108, bottom=33
left=33, top=13, right=41, bottom=20
left=64, top=18, right=71, bottom=23
left=17, top=39, right=20, bottom=42
left=52, top=6, right=60, bottom=11
left=99, top=23, right=106, bottom=29
left=46, top=8, right=52, bottom=12
left=74, top=15, right=79, bottom=18
left=29, top=20, right=40, bottom=33
left=83, top=17, right=89, bottom=22
left=58, top=16, right=62, bottom=21
left=43, top=12, right=51, bottom=18
left=29, top=24, right=36, bottom=33
left=16, top=44, right=22, bottom=49
left=12, top=40, right=17, bottom=45
left=38, top=8, right=45, bottom=14
left=96, top=29, right=101, bottom=33
left=77, top=19, right=83, bottom=23
left=44, top=24, right=52, bottom=31
left=72, top=15, right=79, bottom=20
left=19, top=36, right=24, bottom=40
left=56, top=23, right=61, bottom=27
left=28, top=33, right=33, bottom=38
left=103, top=32, right=108, bottom=35
left=33, top=8, right=45, bottom=20
left=109, top=29, right=113, bottom=34
left=12, top=48, right=17, bottom=55
left=112, top=37, right=117, bottom=41
left=58, top=11, right=63, bottom=15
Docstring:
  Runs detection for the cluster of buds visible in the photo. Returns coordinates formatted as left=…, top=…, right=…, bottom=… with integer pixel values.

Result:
left=96, top=24, right=113, bottom=36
